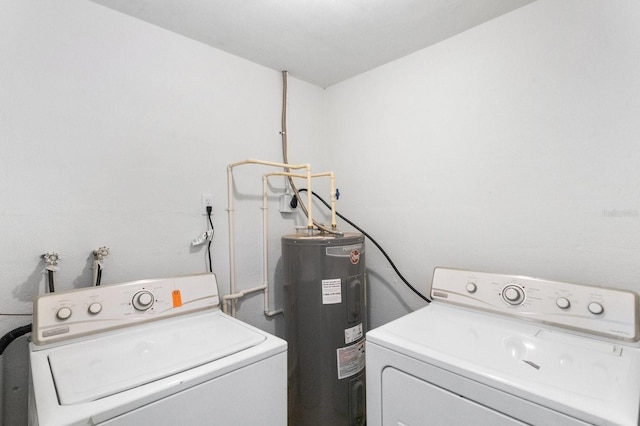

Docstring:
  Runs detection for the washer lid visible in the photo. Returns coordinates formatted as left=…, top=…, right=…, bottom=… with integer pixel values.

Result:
left=48, top=311, right=266, bottom=405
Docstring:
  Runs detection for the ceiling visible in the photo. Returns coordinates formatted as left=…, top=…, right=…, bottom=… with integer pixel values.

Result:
left=90, top=0, right=536, bottom=88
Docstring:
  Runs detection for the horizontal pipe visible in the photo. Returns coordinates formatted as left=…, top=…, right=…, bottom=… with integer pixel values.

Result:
left=265, top=308, right=284, bottom=317
left=228, top=158, right=309, bottom=171
left=266, top=171, right=337, bottom=228
left=222, top=284, right=267, bottom=302
left=266, top=171, right=333, bottom=179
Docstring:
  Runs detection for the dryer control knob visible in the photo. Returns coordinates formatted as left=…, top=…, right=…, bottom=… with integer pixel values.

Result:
left=465, top=282, right=477, bottom=293
left=88, top=302, right=102, bottom=315
left=56, top=307, right=72, bottom=320
left=588, top=302, right=604, bottom=315
left=556, top=297, right=571, bottom=309
left=132, top=290, right=155, bottom=311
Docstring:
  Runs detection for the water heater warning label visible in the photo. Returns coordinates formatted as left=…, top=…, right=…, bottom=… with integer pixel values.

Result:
left=322, top=279, right=342, bottom=304
left=336, top=340, right=365, bottom=379
left=344, top=323, right=363, bottom=344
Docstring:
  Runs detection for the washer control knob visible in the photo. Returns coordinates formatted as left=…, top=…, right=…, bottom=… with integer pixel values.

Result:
left=132, top=290, right=155, bottom=311
left=466, top=282, right=477, bottom=293
left=556, top=297, right=571, bottom=310
left=56, top=307, right=72, bottom=320
left=88, top=302, right=102, bottom=315
left=502, top=285, right=525, bottom=305
left=588, top=302, right=604, bottom=315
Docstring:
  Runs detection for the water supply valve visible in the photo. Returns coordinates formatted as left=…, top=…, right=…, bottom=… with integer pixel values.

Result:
left=42, top=252, right=60, bottom=272
left=93, top=246, right=110, bottom=262
left=92, top=247, right=110, bottom=286
left=42, top=251, right=60, bottom=293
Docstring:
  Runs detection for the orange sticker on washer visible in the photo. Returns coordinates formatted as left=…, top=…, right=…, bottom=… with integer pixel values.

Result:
left=172, top=290, right=182, bottom=307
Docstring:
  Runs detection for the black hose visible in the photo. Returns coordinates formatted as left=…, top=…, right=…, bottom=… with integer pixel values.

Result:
left=0, top=324, right=32, bottom=356
left=207, top=206, right=214, bottom=273
left=296, top=189, right=431, bottom=303
left=47, top=269, right=55, bottom=293
left=96, top=264, right=102, bottom=286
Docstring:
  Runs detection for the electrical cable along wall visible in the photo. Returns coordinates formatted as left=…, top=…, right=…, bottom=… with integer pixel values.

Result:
left=282, top=232, right=366, bottom=426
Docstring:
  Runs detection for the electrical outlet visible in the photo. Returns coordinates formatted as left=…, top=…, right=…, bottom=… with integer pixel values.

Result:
left=201, top=194, right=214, bottom=215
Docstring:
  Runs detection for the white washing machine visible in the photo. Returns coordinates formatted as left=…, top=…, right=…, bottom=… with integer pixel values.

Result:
left=29, top=273, right=287, bottom=426
left=367, top=267, right=640, bottom=426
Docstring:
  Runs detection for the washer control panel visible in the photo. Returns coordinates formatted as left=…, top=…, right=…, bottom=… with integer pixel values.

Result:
left=431, top=267, right=639, bottom=343
left=32, top=273, right=220, bottom=346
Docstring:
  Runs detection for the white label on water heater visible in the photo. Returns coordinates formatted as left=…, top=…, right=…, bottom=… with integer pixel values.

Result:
left=336, top=340, right=365, bottom=379
left=322, top=278, right=342, bottom=304
left=345, top=323, right=363, bottom=344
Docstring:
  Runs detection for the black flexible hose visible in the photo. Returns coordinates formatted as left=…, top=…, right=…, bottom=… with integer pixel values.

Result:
left=296, top=189, right=431, bottom=303
left=0, top=324, right=32, bottom=356
left=47, top=269, right=55, bottom=293
left=96, top=264, right=102, bottom=286
left=207, top=206, right=214, bottom=273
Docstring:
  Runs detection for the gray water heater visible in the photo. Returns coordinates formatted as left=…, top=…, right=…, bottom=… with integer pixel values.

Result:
left=282, top=232, right=366, bottom=426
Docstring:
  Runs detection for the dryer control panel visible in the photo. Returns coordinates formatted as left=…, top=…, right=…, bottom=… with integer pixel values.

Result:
left=32, top=273, right=220, bottom=346
left=431, top=267, right=640, bottom=343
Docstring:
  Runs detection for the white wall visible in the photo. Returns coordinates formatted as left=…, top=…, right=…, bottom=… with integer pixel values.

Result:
left=325, top=0, right=640, bottom=327
left=0, top=1, right=324, bottom=423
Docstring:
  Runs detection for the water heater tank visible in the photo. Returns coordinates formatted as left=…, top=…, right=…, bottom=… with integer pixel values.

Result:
left=282, top=232, right=366, bottom=426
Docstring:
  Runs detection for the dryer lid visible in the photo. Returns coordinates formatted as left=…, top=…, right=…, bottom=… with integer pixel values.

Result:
left=47, top=311, right=265, bottom=405
left=367, top=303, right=640, bottom=426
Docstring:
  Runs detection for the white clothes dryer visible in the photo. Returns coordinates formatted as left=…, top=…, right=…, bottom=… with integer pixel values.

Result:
left=29, top=273, right=287, bottom=426
left=367, top=267, right=640, bottom=426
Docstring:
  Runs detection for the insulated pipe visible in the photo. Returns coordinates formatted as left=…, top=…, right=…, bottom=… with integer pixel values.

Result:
left=266, top=171, right=338, bottom=228
left=222, top=284, right=267, bottom=314
left=260, top=171, right=339, bottom=317
left=226, top=165, right=236, bottom=316
left=228, top=159, right=313, bottom=229
left=226, top=159, right=312, bottom=316
left=328, top=173, right=337, bottom=228
left=224, top=167, right=338, bottom=317
left=226, top=159, right=342, bottom=317
left=261, top=176, right=284, bottom=317
left=222, top=286, right=278, bottom=315
left=262, top=176, right=270, bottom=315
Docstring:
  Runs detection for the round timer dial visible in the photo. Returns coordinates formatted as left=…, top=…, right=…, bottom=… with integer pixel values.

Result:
left=502, top=285, right=525, bottom=305
left=132, top=290, right=155, bottom=311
